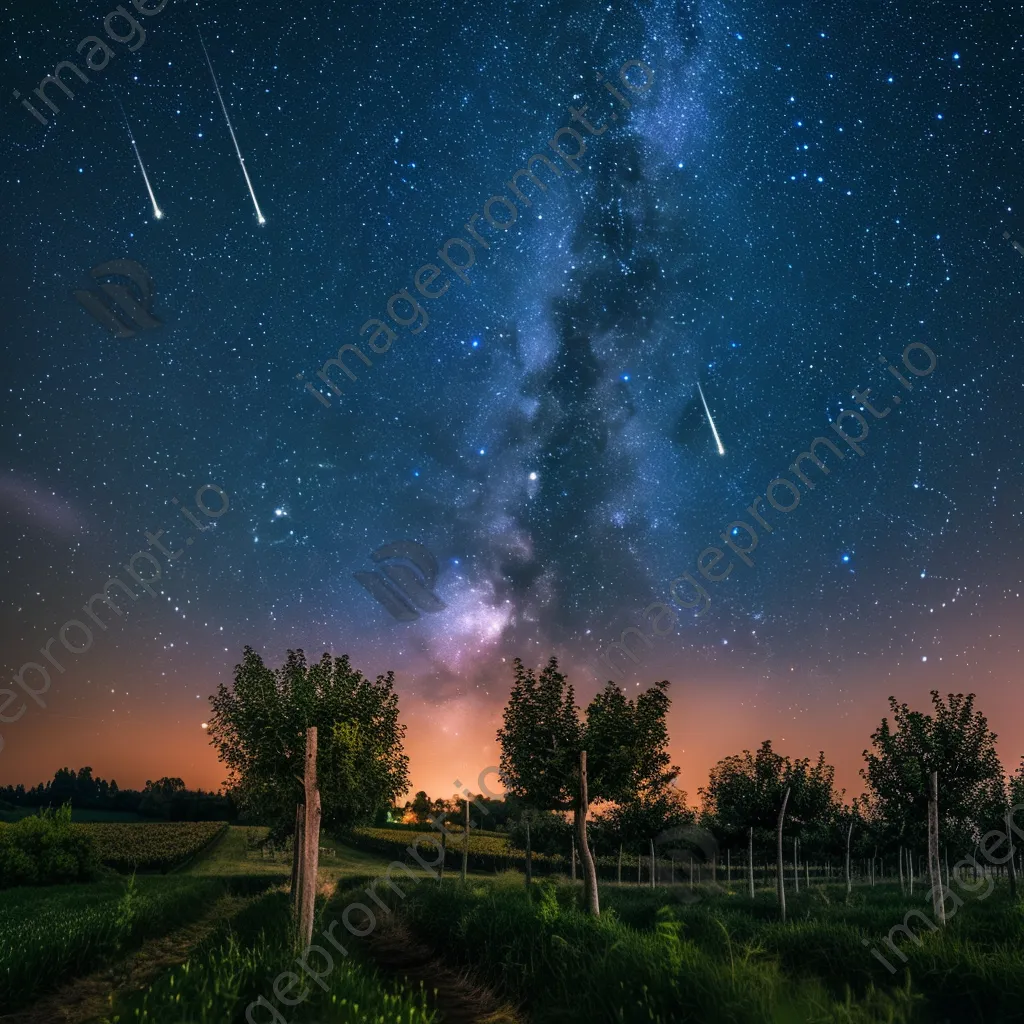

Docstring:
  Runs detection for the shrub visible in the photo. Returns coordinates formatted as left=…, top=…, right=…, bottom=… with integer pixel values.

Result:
left=0, top=804, right=98, bottom=887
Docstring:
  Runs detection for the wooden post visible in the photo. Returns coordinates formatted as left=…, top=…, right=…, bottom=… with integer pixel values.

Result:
left=298, top=727, right=321, bottom=951
left=291, top=802, right=304, bottom=917
left=689, top=856, right=694, bottom=890
left=928, top=771, right=945, bottom=925
left=844, top=818, right=853, bottom=896
left=462, top=796, right=469, bottom=882
left=670, top=856, right=675, bottom=884
left=650, top=838, right=656, bottom=889
left=638, top=850, right=641, bottom=884
left=793, top=837, right=799, bottom=894
left=805, top=858, right=810, bottom=890
left=617, top=843, right=622, bottom=885
left=439, top=828, right=447, bottom=882
left=525, top=814, right=532, bottom=885
left=777, top=787, right=790, bottom=923
left=727, top=848, right=731, bottom=886
left=1006, top=810, right=1018, bottom=898
left=577, top=751, right=600, bottom=914
left=748, top=826, right=754, bottom=899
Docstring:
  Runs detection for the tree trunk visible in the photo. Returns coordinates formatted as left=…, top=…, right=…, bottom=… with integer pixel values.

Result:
left=298, top=726, right=321, bottom=951
left=898, top=845, right=903, bottom=894
left=650, top=838, right=656, bottom=889
left=870, top=846, right=876, bottom=887
left=844, top=819, right=853, bottom=896
left=727, top=848, right=731, bottom=886
left=1007, top=809, right=1018, bottom=898
left=944, top=846, right=950, bottom=892
left=927, top=770, right=945, bottom=924
left=576, top=751, right=600, bottom=914
left=638, top=851, right=641, bottom=884
left=909, top=848, right=914, bottom=895
left=290, top=802, right=304, bottom=918
left=748, top=826, right=754, bottom=899
left=617, top=843, right=622, bottom=885
left=794, top=837, right=799, bottom=893
left=777, top=787, right=790, bottom=923
left=525, top=815, right=532, bottom=885
left=571, top=839, right=577, bottom=881
left=462, top=796, right=470, bottom=882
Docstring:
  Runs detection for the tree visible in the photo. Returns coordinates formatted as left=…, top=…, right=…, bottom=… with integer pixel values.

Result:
left=208, top=647, right=410, bottom=837
left=497, top=657, right=679, bottom=915
left=410, top=791, right=432, bottom=823
left=700, top=740, right=839, bottom=915
left=861, top=691, right=1004, bottom=858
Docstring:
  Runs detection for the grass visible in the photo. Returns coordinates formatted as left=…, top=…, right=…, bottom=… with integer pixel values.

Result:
left=0, top=874, right=228, bottom=1014
left=368, top=872, right=1023, bottom=1023
left=103, top=887, right=439, bottom=1023
left=187, top=825, right=409, bottom=883
left=7, top=818, right=1014, bottom=1024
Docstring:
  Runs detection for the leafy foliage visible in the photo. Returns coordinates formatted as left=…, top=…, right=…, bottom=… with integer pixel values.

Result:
left=699, top=740, right=840, bottom=857
left=208, top=647, right=410, bottom=835
left=860, top=691, right=1005, bottom=852
left=0, top=804, right=99, bottom=887
left=496, top=657, right=679, bottom=812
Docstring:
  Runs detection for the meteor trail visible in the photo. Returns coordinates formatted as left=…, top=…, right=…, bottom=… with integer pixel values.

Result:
left=117, top=100, right=163, bottom=220
left=197, top=26, right=266, bottom=225
left=696, top=381, right=726, bottom=455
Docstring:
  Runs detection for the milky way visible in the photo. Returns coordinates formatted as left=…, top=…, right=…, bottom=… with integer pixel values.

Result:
left=1, top=0, right=1021, bottom=796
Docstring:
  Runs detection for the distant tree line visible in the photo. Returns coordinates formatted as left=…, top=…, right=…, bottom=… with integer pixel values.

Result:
left=0, top=766, right=236, bottom=821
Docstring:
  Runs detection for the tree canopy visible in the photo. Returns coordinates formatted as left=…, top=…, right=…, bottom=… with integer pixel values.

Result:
left=496, top=657, right=679, bottom=813
left=860, top=691, right=1004, bottom=852
left=208, top=647, right=410, bottom=834
left=699, top=739, right=839, bottom=854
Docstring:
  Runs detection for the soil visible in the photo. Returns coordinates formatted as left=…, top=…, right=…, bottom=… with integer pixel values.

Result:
left=363, top=914, right=525, bottom=1024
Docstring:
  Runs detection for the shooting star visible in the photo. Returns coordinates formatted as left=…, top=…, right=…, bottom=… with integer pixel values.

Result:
left=1004, top=231, right=1024, bottom=259
left=696, top=381, right=726, bottom=455
left=197, top=26, right=266, bottom=225
left=117, top=99, right=163, bottom=220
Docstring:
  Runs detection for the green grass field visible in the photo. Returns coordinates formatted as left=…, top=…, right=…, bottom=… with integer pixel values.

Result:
left=1, top=821, right=1016, bottom=1023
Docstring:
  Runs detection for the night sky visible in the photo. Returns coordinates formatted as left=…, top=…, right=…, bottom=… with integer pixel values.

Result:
left=1, top=0, right=1021, bottom=804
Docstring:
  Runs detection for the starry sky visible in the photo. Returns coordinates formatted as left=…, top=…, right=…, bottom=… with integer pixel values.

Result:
left=1, top=0, right=1022, bottom=806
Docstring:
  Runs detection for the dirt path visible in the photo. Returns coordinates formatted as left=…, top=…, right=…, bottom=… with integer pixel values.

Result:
left=0, top=893, right=252, bottom=1024
left=363, top=914, right=525, bottom=1024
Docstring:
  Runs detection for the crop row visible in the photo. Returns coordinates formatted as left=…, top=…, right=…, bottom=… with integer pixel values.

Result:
left=75, top=821, right=228, bottom=872
left=105, top=887, right=438, bottom=1023
left=0, top=875, right=225, bottom=1014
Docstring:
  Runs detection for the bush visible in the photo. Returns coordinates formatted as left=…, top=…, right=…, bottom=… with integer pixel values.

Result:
left=0, top=804, right=98, bottom=887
